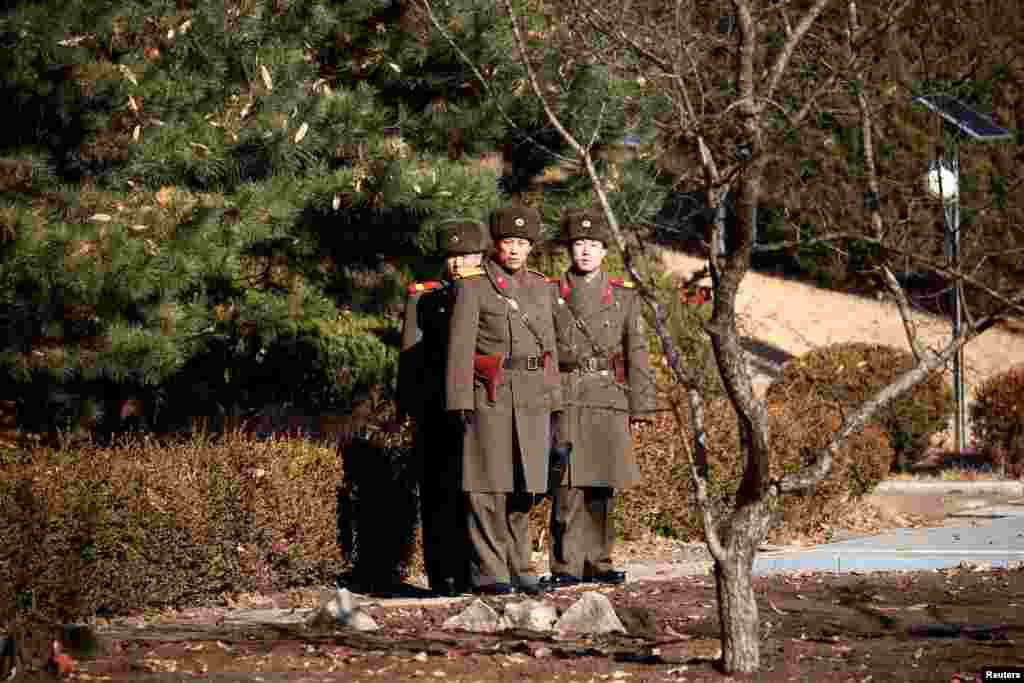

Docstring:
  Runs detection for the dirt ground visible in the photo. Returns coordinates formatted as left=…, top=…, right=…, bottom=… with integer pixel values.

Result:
left=41, top=564, right=1021, bottom=682
left=656, top=247, right=1024, bottom=402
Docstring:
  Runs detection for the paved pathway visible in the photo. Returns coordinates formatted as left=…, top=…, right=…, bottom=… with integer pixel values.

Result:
left=618, top=484, right=1024, bottom=581
left=753, top=496, right=1024, bottom=574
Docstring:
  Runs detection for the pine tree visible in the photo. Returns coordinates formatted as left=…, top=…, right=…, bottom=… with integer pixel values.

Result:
left=0, top=0, right=665, bottom=439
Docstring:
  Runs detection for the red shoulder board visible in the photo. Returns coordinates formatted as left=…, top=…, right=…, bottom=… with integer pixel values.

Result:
left=609, top=277, right=635, bottom=288
left=407, top=280, right=444, bottom=295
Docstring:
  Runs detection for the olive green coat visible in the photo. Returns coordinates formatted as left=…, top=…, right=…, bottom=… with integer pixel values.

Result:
left=447, top=258, right=563, bottom=493
left=399, top=284, right=450, bottom=421
left=551, top=270, right=656, bottom=489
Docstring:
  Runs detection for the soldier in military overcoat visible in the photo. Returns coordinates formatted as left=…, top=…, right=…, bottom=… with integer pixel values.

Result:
left=446, top=205, right=563, bottom=595
left=399, top=220, right=490, bottom=596
left=543, top=208, right=656, bottom=588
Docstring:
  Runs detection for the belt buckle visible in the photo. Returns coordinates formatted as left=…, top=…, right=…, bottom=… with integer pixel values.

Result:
left=527, top=355, right=539, bottom=371
left=584, top=357, right=598, bottom=373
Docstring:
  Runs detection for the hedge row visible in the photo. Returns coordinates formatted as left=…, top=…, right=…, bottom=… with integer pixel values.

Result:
left=1, top=433, right=347, bottom=621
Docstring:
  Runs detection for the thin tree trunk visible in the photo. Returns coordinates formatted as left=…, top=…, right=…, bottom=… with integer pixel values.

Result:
left=714, top=551, right=760, bottom=673
left=711, top=497, right=776, bottom=673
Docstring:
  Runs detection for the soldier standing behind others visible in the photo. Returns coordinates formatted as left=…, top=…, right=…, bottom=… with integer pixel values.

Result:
left=446, top=205, right=564, bottom=596
left=399, top=220, right=490, bottom=597
left=543, top=209, right=655, bottom=589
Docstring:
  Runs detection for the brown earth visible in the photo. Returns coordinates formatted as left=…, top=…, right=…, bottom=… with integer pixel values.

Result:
left=655, top=247, right=1024, bottom=405
left=22, top=564, right=1022, bottom=682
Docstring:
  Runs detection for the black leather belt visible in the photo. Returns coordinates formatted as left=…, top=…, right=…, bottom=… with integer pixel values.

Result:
left=560, top=356, right=611, bottom=373
left=503, top=355, right=544, bottom=371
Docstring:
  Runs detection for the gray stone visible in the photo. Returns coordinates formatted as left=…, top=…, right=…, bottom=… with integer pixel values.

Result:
left=502, top=599, right=560, bottom=632
left=554, top=592, right=626, bottom=637
left=307, top=588, right=379, bottom=631
left=442, top=598, right=505, bottom=633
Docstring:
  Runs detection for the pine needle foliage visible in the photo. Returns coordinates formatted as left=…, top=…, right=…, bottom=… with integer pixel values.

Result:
left=0, top=0, right=665, bottom=438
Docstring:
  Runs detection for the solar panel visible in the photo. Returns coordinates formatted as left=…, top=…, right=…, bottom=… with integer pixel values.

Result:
left=914, top=95, right=1012, bottom=140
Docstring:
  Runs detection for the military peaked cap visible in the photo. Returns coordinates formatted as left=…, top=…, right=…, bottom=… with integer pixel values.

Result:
left=490, top=205, right=542, bottom=243
left=559, top=209, right=610, bottom=245
left=438, top=220, right=490, bottom=255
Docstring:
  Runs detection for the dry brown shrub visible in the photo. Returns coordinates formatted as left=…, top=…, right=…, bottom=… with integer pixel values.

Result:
left=972, top=363, right=1024, bottom=468
left=764, top=386, right=893, bottom=542
left=766, top=342, right=951, bottom=470
left=611, top=379, right=893, bottom=546
left=0, top=433, right=345, bottom=621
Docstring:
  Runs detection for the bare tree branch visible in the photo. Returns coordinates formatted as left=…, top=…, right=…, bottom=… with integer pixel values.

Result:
left=881, top=266, right=934, bottom=363
left=848, top=0, right=884, bottom=239
left=778, top=308, right=1002, bottom=494
left=670, top=394, right=725, bottom=560
left=791, top=71, right=840, bottom=127
left=764, top=0, right=835, bottom=104
left=734, top=0, right=759, bottom=117
left=576, top=1, right=675, bottom=74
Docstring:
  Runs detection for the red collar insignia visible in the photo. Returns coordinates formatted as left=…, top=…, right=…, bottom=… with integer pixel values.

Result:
left=602, top=285, right=613, bottom=305
left=497, top=276, right=508, bottom=289
left=560, top=280, right=571, bottom=298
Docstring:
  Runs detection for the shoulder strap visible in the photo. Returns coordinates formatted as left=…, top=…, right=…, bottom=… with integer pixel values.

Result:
left=560, top=275, right=612, bottom=360
left=565, top=301, right=611, bottom=360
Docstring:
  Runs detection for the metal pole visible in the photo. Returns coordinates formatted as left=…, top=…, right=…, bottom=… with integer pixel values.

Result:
left=944, top=133, right=966, bottom=454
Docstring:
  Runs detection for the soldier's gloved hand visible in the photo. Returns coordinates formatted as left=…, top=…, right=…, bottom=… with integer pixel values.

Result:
left=450, top=409, right=475, bottom=429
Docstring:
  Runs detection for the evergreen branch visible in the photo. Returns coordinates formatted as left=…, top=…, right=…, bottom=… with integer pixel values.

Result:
left=418, top=0, right=576, bottom=165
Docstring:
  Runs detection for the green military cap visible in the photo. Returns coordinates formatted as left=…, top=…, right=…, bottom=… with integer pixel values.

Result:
left=559, top=208, right=610, bottom=245
left=489, top=204, right=542, bottom=243
left=438, top=219, right=490, bottom=255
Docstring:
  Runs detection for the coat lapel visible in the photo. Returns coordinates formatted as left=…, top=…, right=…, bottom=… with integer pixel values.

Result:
left=569, top=270, right=613, bottom=319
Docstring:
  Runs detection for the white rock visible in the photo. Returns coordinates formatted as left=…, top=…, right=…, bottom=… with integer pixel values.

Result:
left=309, top=588, right=379, bottom=631
left=554, top=592, right=626, bottom=637
left=323, top=587, right=358, bottom=618
left=502, top=599, right=560, bottom=632
left=442, top=598, right=505, bottom=633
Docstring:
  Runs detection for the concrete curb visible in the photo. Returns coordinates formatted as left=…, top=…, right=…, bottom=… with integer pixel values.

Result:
left=875, top=479, right=1024, bottom=495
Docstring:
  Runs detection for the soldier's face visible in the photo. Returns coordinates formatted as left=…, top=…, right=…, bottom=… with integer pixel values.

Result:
left=446, top=252, right=483, bottom=279
left=570, top=239, right=607, bottom=274
left=494, top=238, right=533, bottom=272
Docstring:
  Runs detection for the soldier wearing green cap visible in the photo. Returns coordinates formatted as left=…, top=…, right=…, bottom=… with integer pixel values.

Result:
left=446, top=204, right=565, bottom=596
left=542, top=208, right=655, bottom=589
left=399, top=219, right=490, bottom=596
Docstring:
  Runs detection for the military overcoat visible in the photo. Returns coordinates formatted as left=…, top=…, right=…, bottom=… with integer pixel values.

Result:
left=399, top=279, right=458, bottom=421
left=551, top=270, right=656, bottom=489
left=446, top=258, right=563, bottom=493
